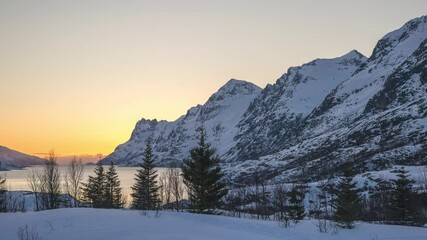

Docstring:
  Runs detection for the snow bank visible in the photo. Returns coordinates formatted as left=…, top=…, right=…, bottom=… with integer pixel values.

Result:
left=1, top=208, right=426, bottom=240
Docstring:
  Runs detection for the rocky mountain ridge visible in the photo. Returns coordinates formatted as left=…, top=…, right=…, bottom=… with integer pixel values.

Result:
left=100, top=79, right=262, bottom=167
left=102, top=16, right=427, bottom=184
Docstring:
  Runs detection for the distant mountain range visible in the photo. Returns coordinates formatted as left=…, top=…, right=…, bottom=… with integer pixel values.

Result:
left=0, top=146, right=46, bottom=170
left=101, top=15, right=427, bottom=184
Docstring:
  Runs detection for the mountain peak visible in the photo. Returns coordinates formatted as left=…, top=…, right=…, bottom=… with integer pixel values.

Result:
left=207, top=79, right=261, bottom=103
left=276, top=50, right=367, bottom=86
left=370, top=15, right=427, bottom=61
left=340, top=49, right=366, bottom=60
left=220, top=79, right=261, bottom=93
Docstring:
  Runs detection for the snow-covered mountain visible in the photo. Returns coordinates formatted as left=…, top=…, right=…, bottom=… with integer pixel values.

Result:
left=226, top=50, right=367, bottom=161
left=100, top=79, right=262, bottom=166
left=0, top=146, right=46, bottom=170
left=225, top=15, right=427, bottom=184
left=104, top=16, right=427, bottom=184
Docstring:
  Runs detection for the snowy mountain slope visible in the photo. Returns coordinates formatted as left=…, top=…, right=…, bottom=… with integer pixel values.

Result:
left=0, top=146, right=45, bottom=170
left=227, top=50, right=367, bottom=161
left=105, top=16, right=427, bottom=184
left=307, top=15, right=427, bottom=136
left=101, top=79, right=261, bottom=166
left=225, top=16, right=427, bottom=184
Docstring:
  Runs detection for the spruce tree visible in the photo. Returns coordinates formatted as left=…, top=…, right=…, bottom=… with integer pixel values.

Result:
left=287, top=184, right=307, bottom=222
left=390, top=167, right=415, bottom=224
left=182, top=127, right=228, bottom=214
left=131, top=139, right=160, bottom=210
left=104, top=162, right=123, bottom=209
left=82, top=163, right=106, bottom=208
left=332, top=170, right=362, bottom=229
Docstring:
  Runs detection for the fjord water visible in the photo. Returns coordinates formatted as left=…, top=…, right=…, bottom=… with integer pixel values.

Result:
left=2, top=165, right=174, bottom=198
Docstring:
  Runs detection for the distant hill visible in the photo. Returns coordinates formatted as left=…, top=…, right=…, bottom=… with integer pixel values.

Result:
left=0, top=146, right=46, bottom=170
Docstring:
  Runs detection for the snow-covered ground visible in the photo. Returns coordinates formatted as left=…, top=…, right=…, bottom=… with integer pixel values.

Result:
left=1, top=208, right=426, bottom=240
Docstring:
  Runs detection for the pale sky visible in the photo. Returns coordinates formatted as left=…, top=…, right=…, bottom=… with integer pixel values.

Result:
left=1, top=0, right=426, bottom=158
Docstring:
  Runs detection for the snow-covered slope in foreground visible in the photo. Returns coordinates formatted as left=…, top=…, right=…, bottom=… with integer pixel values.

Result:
left=1, top=209, right=426, bottom=240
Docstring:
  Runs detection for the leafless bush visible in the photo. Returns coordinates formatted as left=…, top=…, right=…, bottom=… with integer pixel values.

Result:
left=64, top=157, right=84, bottom=207
left=27, top=151, right=62, bottom=210
left=158, top=172, right=170, bottom=208
left=158, top=167, right=184, bottom=211
left=417, top=166, right=427, bottom=193
left=17, top=225, right=41, bottom=240
left=5, top=191, right=26, bottom=212
left=0, top=173, right=7, bottom=212
left=27, top=169, right=43, bottom=211
left=272, top=184, right=290, bottom=227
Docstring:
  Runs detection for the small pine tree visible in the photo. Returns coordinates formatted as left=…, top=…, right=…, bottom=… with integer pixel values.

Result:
left=182, top=126, right=228, bottom=214
left=82, top=163, right=106, bottom=208
left=131, top=139, right=160, bottom=210
left=287, top=184, right=307, bottom=223
left=390, top=167, right=415, bottom=225
left=104, top=162, right=123, bottom=209
left=332, top=170, right=362, bottom=229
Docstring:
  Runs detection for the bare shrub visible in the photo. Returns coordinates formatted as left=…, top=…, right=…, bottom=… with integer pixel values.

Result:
left=64, top=157, right=84, bottom=207
left=17, top=225, right=41, bottom=240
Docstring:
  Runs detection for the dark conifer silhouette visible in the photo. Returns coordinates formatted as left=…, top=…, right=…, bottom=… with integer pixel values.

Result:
left=332, top=170, right=362, bottom=229
left=182, top=127, right=228, bottom=213
left=131, top=139, right=160, bottom=210
left=104, top=162, right=123, bottom=208
left=82, top=163, right=106, bottom=208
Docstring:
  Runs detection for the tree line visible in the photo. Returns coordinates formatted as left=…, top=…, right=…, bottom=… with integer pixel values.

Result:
left=1, top=127, right=426, bottom=231
left=222, top=166, right=427, bottom=230
left=0, top=126, right=228, bottom=214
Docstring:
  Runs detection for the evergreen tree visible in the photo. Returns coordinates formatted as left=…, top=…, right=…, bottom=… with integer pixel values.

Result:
left=131, top=139, right=160, bottom=210
left=332, top=170, right=362, bottom=229
left=104, top=162, right=123, bottom=209
left=82, top=163, right=106, bottom=208
left=287, top=184, right=307, bottom=222
left=182, top=127, right=228, bottom=214
left=390, top=167, right=415, bottom=224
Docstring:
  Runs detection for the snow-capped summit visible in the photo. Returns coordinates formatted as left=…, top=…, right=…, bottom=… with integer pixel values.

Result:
left=100, top=79, right=261, bottom=166
left=227, top=50, right=367, bottom=161
left=208, top=79, right=261, bottom=101
left=224, top=15, right=427, bottom=184
left=370, top=15, right=427, bottom=63
left=308, top=14, right=427, bottom=134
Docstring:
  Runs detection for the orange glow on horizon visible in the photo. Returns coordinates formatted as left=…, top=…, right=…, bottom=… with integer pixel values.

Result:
left=1, top=1, right=426, bottom=159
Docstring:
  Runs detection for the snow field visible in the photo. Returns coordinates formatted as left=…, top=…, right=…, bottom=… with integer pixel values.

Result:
left=1, top=208, right=427, bottom=240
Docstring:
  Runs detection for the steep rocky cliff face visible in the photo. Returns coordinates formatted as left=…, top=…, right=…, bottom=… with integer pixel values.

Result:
left=100, top=79, right=261, bottom=166
left=226, top=50, right=367, bottom=162
left=225, top=16, right=427, bottom=184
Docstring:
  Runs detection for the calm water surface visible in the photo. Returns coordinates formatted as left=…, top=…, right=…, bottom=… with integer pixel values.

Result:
left=2, top=165, right=173, bottom=197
